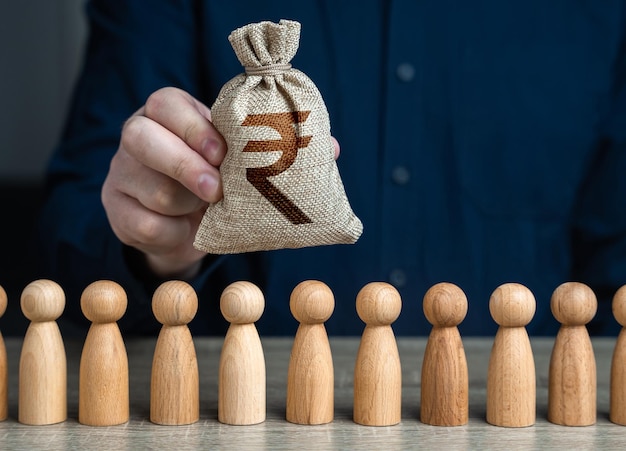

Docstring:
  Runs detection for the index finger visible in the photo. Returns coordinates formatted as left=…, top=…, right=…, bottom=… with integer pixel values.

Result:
left=121, top=113, right=223, bottom=203
left=143, top=87, right=226, bottom=167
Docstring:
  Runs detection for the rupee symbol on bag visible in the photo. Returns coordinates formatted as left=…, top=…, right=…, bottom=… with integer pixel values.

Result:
left=243, top=111, right=313, bottom=225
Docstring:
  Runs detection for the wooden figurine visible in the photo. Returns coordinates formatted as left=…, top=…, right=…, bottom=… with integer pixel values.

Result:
left=548, top=282, right=597, bottom=426
left=18, top=279, right=67, bottom=425
left=353, top=282, right=402, bottom=426
left=79, top=280, right=129, bottom=426
left=421, top=282, right=468, bottom=426
left=286, top=280, right=334, bottom=425
left=610, top=285, right=626, bottom=425
left=151, top=280, right=199, bottom=425
left=486, top=283, right=536, bottom=427
left=218, top=281, right=266, bottom=425
left=0, top=285, right=7, bottom=422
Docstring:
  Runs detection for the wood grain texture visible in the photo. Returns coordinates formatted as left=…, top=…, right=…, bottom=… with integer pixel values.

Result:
left=218, top=281, right=265, bottom=425
left=610, top=285, right=626, bottom=425
left=0, top=284, right=6, bottom=421
left=79, top=323, right=129, bottom=426
left=150, top=281, right=199, bottom=425
left=420, top=282, right=468, bottom=426
left=286, top=324, right=334, bottom=424
left=18, top=279, right=66, bottom=425
left=151, top=326, right=199, bottom=425
left=610, top=328, right=626, bottom=425
left=78, top=281, right=129, bottom=426
left=18, top=323, right=66, bottom=425
left=286, top=280, right=334, bottom=425
left=548, top=282, right=597, bottom=426
left=218, top=324, right=265, bottom=425
left=354, top=326, right=402, bottom=426
left=486, top=283, right=536, bottom=427
left=421, top=327, right=468, bottom=426
left=353, top=282, right=402, bottom=426
left=487, top=328, right=535, bottom=427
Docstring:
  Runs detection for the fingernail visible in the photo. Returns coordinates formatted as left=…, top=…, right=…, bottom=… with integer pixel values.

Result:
left=202, top=138, right=223, bottom=164
left=198, top=173, right=218, bottom=202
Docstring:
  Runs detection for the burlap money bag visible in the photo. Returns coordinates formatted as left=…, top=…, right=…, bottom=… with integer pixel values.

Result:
left=194, top=19, right=363, bottom=254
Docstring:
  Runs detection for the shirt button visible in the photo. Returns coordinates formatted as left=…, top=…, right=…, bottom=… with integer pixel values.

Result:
left=389, top=269, right=407, bottom=287
left=396, top=63, right=415, bottom=82
left=391, top=166, right=411, bottom=185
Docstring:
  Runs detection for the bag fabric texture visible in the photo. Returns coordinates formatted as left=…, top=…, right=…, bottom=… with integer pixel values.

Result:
left=194, top=19, right=363, bottom=254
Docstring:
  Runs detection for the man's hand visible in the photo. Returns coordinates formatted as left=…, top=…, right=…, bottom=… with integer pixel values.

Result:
left=102, top=86, right=340, bottom=280
left=101, top=87, right=226, bottom=279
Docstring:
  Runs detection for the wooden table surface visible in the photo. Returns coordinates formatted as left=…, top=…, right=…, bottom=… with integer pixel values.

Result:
left=0, top=336, right=623, bottom=450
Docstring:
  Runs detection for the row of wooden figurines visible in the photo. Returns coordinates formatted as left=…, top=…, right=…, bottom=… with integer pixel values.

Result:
left=0, top=278, right=624, bottom=427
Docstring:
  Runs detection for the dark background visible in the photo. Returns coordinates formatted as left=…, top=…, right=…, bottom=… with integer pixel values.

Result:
left=0, top=2, right=86, bottom=335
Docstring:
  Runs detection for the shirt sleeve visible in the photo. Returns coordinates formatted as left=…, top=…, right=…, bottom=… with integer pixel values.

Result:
left=36, top=0, right=209, bottom=334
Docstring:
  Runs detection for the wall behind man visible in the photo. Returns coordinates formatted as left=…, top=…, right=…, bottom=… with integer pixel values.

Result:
left=0, top=1, right=87, bottom=333
left=0, top=1, right=86, bottom=180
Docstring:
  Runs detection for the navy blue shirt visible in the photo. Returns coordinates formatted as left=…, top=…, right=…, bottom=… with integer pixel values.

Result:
left=39, top=0, right=626, bottom=337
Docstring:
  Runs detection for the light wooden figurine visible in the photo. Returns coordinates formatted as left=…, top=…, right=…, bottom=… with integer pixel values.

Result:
left=286, top=280, right=334, bottom=425
left=18, top=279, right=67, bottom=425
left=548, top=282, right=597, bottom=426
left=353, top=282, right=402, bottom=426
left=151, top=280, right=199, bottom=425
left=420, top=282, right=468, bottom=426
left=79, top=280, right=129, bottom=426
left=610, top=285, right=626, bottom=425
left=218, top=281, right=266, bottom=425
left=486, top=283, right=536, bottom=427
left=0, top=285, right=7, bottom=422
